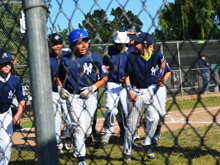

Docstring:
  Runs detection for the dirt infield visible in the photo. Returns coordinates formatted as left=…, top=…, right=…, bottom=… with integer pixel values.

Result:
left=12, top=92, right=220, bottom=147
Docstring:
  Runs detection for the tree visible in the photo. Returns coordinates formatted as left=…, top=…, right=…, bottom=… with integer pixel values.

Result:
left=153, top=0, right=220, bottom=41
left=79, top=7, right=143, bottom=44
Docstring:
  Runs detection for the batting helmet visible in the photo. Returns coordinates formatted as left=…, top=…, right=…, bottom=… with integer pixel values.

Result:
left=126, top=23, right=141, bottom=34
left=48, top=33, right=63, bottom=46
left=68, top=29, right=90, bottom=51
left=113, top=30, right=130, bottom=44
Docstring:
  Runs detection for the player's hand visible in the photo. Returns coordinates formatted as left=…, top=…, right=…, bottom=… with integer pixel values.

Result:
left=80, top=85, right=97, bottom=99
left=119, top=76, right=125, bottom=83
left=156, top=78, right=165, bottom=87
left=104, top=65, right=110, bottom=74
left=128, top=91, right=138, bottom=102
left=58, top=86, right=71, bottom=100
left=12, top=115, right=20, bottom=125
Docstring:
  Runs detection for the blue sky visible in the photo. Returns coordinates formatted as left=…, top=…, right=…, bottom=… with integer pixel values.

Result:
left=47, top=0, right=174, bottom=34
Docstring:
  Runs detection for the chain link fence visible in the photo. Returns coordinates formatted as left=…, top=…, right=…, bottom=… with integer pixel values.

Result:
left=0, top=0, right=219, bottom=164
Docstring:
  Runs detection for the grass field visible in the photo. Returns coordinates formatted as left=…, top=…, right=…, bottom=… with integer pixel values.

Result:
left=10, top=124, right=220, bottom=164
left=13, top=95, right=220, bottom=164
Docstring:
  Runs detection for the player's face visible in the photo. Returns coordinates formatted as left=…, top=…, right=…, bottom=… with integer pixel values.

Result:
left=129, top=38, right=135, bottom=45
left=133, top=41, right=143, bottom=54
left=116, top=43, right=128, bottom=52
left=74, top=38, right=90, bottom=57
left=0, top=62, right=12, bottom=77
left=52, top=41, right=63, bottom=56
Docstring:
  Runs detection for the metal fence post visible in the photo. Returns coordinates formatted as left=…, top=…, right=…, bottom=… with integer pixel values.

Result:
left=177, top=42, right=183, bottom=97
left=23, top=0, right=58, bottom=165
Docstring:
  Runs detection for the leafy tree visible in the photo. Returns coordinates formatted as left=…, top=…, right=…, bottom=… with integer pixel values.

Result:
left=153, top=0, right=220, bottom=41
left=79, top=7, right=143, bottom=44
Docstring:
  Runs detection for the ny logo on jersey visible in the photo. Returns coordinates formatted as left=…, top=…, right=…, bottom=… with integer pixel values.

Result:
left=8, top=90, right=13, bottom=99
left=151, top=65, right=159, bottom=76
left=83, top=63, right=93, bottom=74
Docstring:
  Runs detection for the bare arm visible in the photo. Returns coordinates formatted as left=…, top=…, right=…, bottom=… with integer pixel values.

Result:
left=158, top=71, right=171, bottom=87
left=94, top=76, right=108, bottom=89
left=125, top=73, right=138, bottom=102
left=12, top=100, right=25, bottom=125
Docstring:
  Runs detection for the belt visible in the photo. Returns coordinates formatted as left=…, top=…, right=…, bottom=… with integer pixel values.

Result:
left=67, top=89, right=81, bottom=94
left=131, top=84, right=151, bottom=89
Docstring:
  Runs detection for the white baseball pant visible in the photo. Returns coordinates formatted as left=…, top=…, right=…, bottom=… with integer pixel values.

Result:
left=0, top=109, right=12, bottom=165
left=67, top=92, right=98, bottom=157
left=52, top=92, right=71, bottom=150
left=152, top=84, right=166, bottom=140
left=123, top=86, right=159, bottom=155
left=103, top=82, right=127, bottom=135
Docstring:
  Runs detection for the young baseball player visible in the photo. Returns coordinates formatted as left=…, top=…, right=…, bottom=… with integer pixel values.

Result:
left=48, top=33, right=72, bottom=154
left=9, top=52, right=25, bottom=132
left=57, top=29, right=108, bottom=165
left=122, top=32, right=166, bottom=163
left=147, top=35, right=171, bottom=147
left=101, top=30, right=129, bottom=146
left=0, top=50, right=26, bottom=165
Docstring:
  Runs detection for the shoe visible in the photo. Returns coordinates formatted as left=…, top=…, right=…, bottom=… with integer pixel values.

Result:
left=14, top=124, right=25, bottom=132
left=58, top=149, right=63, bottom=154
left=64, top=137, right=73, bottom=150
left=151, top=139, right=159, bottom=148
left=142, top=145, right=155, bottom=160
left=123, top=154, right=132, bottom=163
left=78, top=161, right=87, bottom=165
left=101, top=134, right=111, bottom=146
left=204, top=91, right=211, bottom=94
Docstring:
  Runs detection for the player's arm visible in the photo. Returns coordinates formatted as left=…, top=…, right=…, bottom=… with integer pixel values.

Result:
left=158, top=71, right=171, bottom=87
left=12, top=99, right=25, bottom=125
left=93, top=76, right=108, bottom=89
left=124, top=72, right=138, bottom=102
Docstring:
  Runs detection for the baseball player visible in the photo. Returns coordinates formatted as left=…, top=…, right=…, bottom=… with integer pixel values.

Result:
left=57, top=29, right=108, bottom=165
left=101, top=30, right=130, bottom=146
left=48, top=33, right=72, bottom=154
left=0, top=50, right=26, bottom=165
left=122, top=32, right=166, bottom=163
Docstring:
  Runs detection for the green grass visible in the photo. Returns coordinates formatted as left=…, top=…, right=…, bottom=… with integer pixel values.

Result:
left=10, top=124, right=220, bottom=164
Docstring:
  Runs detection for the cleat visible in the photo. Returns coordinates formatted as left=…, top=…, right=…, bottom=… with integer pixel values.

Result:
left=123, top=153, right=132, bottom=163
left=101, top=134, right=111, bottom=146
left=151, top=139, right=159, bottom=148
left=58, top=149, right=63, bottom=154
left=64, top=137, right=73, bottom=150
left=78, top=161, right=87, bottom=165
left=142, top=145, right=155, bottom=160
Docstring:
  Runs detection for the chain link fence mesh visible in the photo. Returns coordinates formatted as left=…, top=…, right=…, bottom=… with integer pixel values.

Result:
left=0, top=0, right=219, bottom=164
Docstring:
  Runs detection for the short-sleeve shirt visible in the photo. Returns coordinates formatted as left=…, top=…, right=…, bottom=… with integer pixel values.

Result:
left=125, top=50, right=165, bottom=88
left=199, top=59, right=208, bottom=74
left=50, top=50, right=70, bottom=92
left=0, top=74, right=26, bottom=113
left=58, top=50, right=108, bottom=92
left=103, top=46, right=129, bottom=83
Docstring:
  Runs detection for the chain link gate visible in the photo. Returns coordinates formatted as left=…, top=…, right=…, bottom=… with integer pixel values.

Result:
left=0, top=0, right=219, bottom=164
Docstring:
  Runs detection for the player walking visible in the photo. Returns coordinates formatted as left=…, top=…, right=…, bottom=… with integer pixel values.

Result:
left=48, top=33, right=72, bottom=154
left=57, top=29, right=108, bottom=165
left=0, top=50, right=26, bottom=165
left=101, top=30, right=129, bottom=146
left=122, top=32, right=166, bottom=163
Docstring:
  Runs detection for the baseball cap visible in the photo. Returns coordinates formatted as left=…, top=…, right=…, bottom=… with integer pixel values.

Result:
left=126, top=23, right=141, bottom=34
left=0, top=50, right=13, bottom=64
left=129, top=32, right=155, bottom=47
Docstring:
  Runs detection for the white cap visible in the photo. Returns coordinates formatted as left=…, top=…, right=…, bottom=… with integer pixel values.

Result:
left=113, top=30, right=130, bottom=44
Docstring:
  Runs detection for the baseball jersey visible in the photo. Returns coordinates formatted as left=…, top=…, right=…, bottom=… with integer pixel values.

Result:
left=125, top=50, right=165, bottom=87
left=50, top=50, right=70, bottom=92
left=103, top=46, right=128, bottom=83
left=58, top=50, right=108, bottom=92
left=0, top=74, right=26, bottom=113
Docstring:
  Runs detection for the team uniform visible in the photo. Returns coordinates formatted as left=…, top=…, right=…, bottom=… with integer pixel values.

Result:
left=58, top=50, right=107, bottom=159
left=0, top=73, right=26, bottom=164
left=102, top=45, right=128, bottom=136
left=151, top=61, right=171, bottom=141
left=49, top=49, right=71, bottom=152
left=123, top=49, right=165, bottom=158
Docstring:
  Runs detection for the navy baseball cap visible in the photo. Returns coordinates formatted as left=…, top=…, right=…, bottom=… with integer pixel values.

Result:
left=129, top=32, right=155, bottom=47
left=0, top=50, right=13, bottom=64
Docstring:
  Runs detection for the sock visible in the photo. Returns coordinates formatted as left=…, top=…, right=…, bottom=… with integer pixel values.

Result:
left=78, top=156, right=85, bottom=163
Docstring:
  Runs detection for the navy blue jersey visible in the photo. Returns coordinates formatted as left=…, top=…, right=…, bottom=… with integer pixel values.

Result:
left=125, top=50, right=165, bottom=88
left=0, top=74, right=26, bottom=113
left=50, top=50, right=70, bottom=92
left=103, top=46, right=129, bottom=83
left=58, top=50, right=108, bottom=92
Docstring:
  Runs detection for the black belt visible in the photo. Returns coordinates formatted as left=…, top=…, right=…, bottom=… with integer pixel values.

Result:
left=67, top=89, right=81, bottom=94
left=131, top=84, right=151, bottom=89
